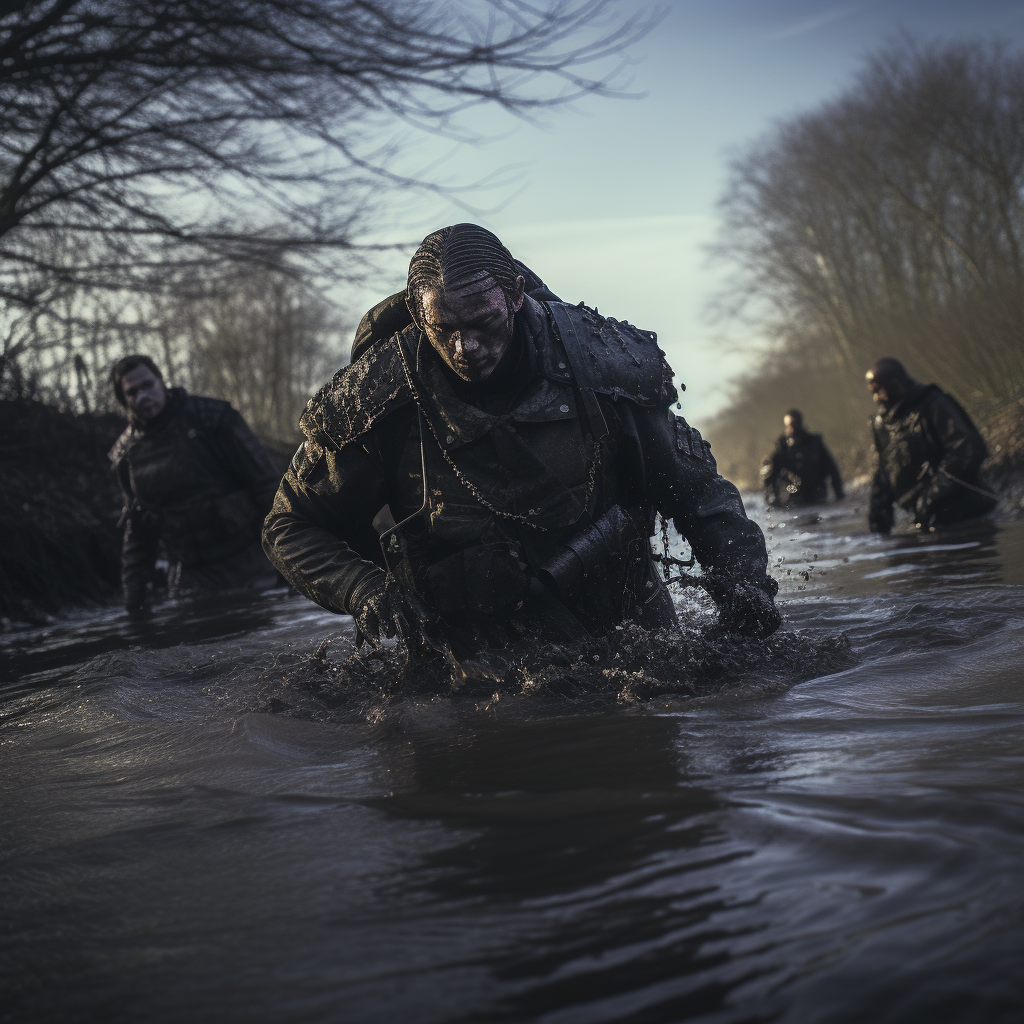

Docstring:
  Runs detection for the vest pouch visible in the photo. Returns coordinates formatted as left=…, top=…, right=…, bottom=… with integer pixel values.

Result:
left=426, top=544, right=530, bottom=620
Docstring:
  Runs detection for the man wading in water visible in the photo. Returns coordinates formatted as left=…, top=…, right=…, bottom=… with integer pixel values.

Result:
left=110, top=355, right=280, bottom=616
left=263, top=224, right=780, bottom=664
left=866, top=357, right=998, bottom=533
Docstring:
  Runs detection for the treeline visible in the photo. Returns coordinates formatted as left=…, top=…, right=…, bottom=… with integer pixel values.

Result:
left=707, top=37, right=1024, bottom=488
left=0, top=0, right=653, bottom=441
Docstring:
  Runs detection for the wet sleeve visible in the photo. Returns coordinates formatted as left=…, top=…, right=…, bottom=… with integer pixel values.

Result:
left=262, top=437, right=385, bottom=614
left=635, top=405, right=772, bottom=585
left=921, top=396, right=988, bottom=508
left=868, top=427, right=894, bottom=533
left=214, top=410, right=280, bottom=516
left=760, top=442, right=782, bottom=501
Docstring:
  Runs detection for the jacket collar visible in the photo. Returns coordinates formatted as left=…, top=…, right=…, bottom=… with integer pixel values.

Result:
left=399, top=302, right=576, bottom=451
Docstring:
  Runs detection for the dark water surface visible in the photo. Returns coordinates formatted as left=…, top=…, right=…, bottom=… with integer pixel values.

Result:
left=2, top=499, right=1023, bottom=1023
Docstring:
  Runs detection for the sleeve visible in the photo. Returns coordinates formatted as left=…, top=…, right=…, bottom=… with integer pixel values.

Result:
left=868, top=426, right=894, bottom=533
left=262, top=435, right=386, bottom=614
left=633, top=405, right=773, bottom=588
left=118, top=460, right=161, bottom=611
left=760, top=441, right=782, bottom=503
left=918, top=395, right=988, bottom=513
left=206, top=409, right=280, bottom=516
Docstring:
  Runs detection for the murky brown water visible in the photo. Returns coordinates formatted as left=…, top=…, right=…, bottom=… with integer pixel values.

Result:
left=2, top=498, right=1022, bottom=1023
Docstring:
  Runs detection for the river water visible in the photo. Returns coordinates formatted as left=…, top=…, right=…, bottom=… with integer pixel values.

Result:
left=2, top=497, right=1023, bottom=1023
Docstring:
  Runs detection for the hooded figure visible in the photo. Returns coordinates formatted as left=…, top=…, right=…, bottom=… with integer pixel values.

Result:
left=263, top=224, right=781, bottom=661
left=109, top=355, right=279, bottom=615
left=866, top=357, right=997, bottom=533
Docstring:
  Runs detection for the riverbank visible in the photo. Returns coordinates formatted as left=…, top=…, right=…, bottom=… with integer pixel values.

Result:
left=0, top=400, right=294, bottom=625
left=3, top=397, right=1023, bottom=624
left=0, top=400, right=125, bottom=623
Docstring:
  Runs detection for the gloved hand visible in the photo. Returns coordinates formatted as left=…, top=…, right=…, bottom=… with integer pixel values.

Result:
left=704, top=575, right=781, bottom=639
left=347, top=569, right=447, bottom=654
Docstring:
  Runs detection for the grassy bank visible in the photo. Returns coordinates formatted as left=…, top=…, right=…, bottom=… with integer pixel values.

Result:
left=0, top=401, right=297, bottom=625
left=0, top=400, right=125, bottom=623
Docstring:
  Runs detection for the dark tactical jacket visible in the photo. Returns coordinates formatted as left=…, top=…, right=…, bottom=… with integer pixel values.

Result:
left=264, top=295, right=774, bottom=641
left=762, top=431, right=843, bottom=506
left=869, top=383, right=996, bottom=532
left=109, top=388, right=278, bottom=605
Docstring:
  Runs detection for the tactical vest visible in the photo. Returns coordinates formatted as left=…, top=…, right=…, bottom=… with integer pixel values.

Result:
left=300, top=298, right=676, bottom=632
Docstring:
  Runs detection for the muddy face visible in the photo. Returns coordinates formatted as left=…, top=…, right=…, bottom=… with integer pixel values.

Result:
left=419, top=273, right=525, bottom=382
left=120, top=365, right=167, bottom=424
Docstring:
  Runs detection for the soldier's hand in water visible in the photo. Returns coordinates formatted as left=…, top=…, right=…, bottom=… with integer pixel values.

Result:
left=704, top=574, right=781, bottom=639
left=347, top=570, right=446, bottom=653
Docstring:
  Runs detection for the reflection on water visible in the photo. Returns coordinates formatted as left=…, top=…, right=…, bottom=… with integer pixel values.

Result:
left=1, top=503, right=1023, bottom=1023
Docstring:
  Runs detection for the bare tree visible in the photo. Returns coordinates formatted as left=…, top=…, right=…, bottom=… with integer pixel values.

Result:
left=709, top=36, right=1024, bottom=481
left=173, top=267, right=341, bottom=440
left=1, top=1, right=655, bottom=303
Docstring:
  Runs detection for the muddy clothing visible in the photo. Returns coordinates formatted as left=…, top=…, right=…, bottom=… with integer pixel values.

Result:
left=869, top=383, right=996, bottom=533
left=109, top=388, right=279, bottom=611
left=265, top=295, right=776, bottom=650
left=349, top=260, right=561, bottom=363
left=762, top=431, right=843, bottom=506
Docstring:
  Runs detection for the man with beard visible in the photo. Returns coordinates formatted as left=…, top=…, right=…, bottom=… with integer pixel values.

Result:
left=109, top=355, right=280, bottom=615
left=866, top=357, right=998, bottom=533
left=263, top=224, right=780, bottom=661
left=761, top=409, right=844, bottom=507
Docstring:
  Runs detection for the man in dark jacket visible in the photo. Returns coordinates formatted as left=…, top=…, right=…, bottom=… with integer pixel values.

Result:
left=109, top=355, right=280, bottom=614
left=866, top=357, right=997, bottom=533
left=761, top=409, right=844, bottom=507
left=263, top=224, right=780, bottom=660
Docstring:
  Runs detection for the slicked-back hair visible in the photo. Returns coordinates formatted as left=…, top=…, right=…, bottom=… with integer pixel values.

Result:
left=406, top=223, right=520, bottom=330
left=110, top=354, right=163, bottom=406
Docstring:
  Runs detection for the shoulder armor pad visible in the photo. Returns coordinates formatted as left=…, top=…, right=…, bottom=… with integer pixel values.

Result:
left=107, top=425, right=135, bottom=466
left=187, top=394, right=232, bottom=430
left=301, top=331, right=414, bottom=450
left=547, top=301, right=676, bottom=406
left=673, top=416, right=715, bottom=467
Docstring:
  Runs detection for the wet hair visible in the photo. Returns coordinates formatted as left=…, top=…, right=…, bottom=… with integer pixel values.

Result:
left=406, top=223, right=520, bottom=330
left=866, top=357, right=910, bottom=387
left=110, top=354, right=163, bottom=406
left=783, top=409, right=803, bottom=428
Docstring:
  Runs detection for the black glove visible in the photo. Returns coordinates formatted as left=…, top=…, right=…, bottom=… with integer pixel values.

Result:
left=347, top=570, right=447, bottom=654
left=704, top=575, right=781, bottom=639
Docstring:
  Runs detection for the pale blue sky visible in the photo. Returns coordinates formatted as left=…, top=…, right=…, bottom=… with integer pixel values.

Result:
left=352, top=0, right=1024, bottom=423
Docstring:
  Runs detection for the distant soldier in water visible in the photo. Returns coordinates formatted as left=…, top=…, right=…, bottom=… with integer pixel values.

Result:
left=108, top=355, right=280, bottom=616
left=761, top=409, right=844, bottom=507
left=263, top=223, right=781, bottom=662
left=866, top=357, right=997, bottom=533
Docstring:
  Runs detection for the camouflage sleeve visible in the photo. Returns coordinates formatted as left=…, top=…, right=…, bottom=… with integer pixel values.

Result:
left=122, top=508, right=160, bottom=612
left=634, top=405, right=773, bottom=588
left=262, top=435, right=385, bottom=614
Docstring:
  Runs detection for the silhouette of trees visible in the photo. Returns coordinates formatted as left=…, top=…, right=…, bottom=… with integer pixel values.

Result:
left=709, top=37, right=1024, bottom=485
left=1, top=0, right=655, bottom=412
